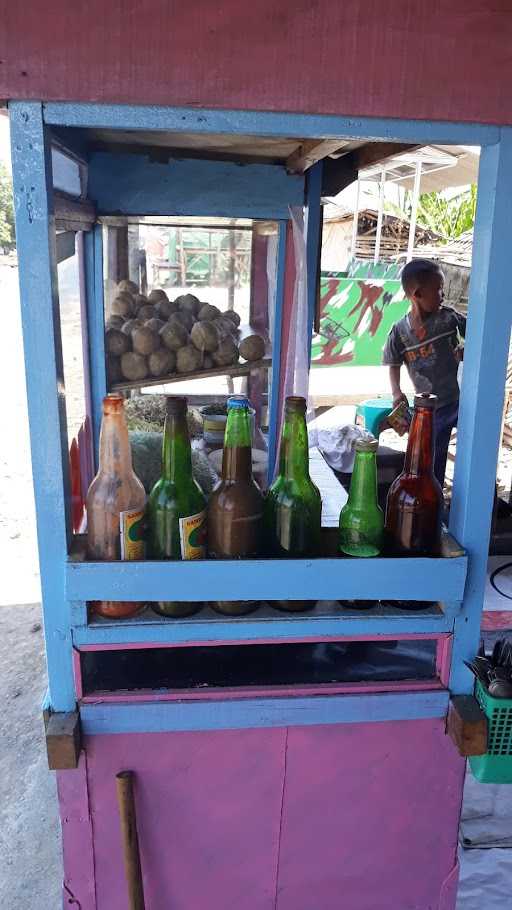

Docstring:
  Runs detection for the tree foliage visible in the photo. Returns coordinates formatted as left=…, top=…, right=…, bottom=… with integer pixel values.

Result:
left=403, top=185, right=477, bottom=241
left=0, top=163, right=15, bottom=250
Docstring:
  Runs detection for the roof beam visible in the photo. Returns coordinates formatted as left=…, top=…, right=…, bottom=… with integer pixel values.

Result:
left=322, top=142, right=420, bottom=196
left=286, top=139, right=349, bottom=174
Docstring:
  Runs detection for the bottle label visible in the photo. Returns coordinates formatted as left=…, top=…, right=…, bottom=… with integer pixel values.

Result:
left=179, top=510, right=207, bottom=560
left=120, top=508, right=146, bottom=560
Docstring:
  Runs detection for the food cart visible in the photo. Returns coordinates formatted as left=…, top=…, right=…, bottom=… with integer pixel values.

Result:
left=4, top=5, right=512, bottom=908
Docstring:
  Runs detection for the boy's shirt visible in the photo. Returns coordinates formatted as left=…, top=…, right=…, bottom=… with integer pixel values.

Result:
left=382, top=306, right=466, bottom=408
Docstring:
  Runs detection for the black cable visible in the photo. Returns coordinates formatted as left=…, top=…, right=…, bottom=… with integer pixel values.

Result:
left=489, top=561, right=512, bottom=601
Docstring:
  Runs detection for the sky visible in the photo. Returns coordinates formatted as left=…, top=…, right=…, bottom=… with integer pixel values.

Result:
left=0, top=114, right=11, bottom=171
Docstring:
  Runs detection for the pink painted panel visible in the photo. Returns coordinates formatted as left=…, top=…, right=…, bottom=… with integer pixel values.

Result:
left=58, top=719, right=466, bottom=909
left=276, top=719, right=465, bottom=910
left=78, top=632, right=447, bottom=652
left=84, top=729, right=286, bottom=910
left=80, top=678, right=444, bottom=705
left=56, top=754, right=96, bottom=910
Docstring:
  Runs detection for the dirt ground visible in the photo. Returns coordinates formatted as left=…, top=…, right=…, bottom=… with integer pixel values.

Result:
left=0, top=604, right=62, bottom=909
left=2, top=249, right=512, bottom=908
left=0, top=261, right=62, bottom=907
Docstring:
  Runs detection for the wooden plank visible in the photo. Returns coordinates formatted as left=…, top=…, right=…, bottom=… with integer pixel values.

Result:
left=66, top=549, right=468, bottom=604
left=110, top=357, right=272, bottom=393
left=4, top=5, right=512, bottom=128
left=80, top=691, right=450, bottom=735
left=446, top=696, right=487, bottom=757
left=54, top=191, right=95, bottom=232
left=88, top=152, right=305, bottom=220
left=286, top=139, right=349, bottom=174
left=9, top=102, right=76, bottom=712
left=73, top=605, right=456, bottom=647
left=450, top=132, right=512, bottom=693
left=46, top=710, right=81, bottom=770
left=43, top=105, right=500, bottom=148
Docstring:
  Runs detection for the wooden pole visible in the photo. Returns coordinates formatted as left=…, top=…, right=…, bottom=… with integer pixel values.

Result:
left=227, top=227, right=236, bottom=310
left=351, top=176, right=360, bottom=261
left=116, top=771, right=146, bottom=910
left=406, top=160, right=422, bottom=262
left=374, top=169, right=386, bottom=264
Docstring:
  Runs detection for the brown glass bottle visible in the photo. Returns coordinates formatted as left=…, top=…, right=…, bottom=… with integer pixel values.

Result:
left=86, top=394, right=146, bottom=619
left=208, top=395, right=263, bottom=615
left=385, top=393, right=443, bottom=558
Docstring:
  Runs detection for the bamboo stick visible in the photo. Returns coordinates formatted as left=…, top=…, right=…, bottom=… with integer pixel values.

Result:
left=116, top=771, right=146, bottom=910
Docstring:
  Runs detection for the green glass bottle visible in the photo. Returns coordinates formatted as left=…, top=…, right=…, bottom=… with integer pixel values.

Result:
left=148, top=396, right=206, bottom=617
left=339, top=437, right=383, bottom=558
left=265, top=396, right=322, bottom=612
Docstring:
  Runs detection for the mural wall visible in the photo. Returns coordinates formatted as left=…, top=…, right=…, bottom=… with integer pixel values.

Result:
left=311, top=274, right=408, bottom=367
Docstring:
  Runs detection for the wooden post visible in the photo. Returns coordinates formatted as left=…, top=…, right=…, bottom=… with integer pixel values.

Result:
left=450, top=131, right=512, bottom=692
left=116, top=771, right=146, bottom=910
left=406, top=160, right=422, bottom=263
left=374, top=169, right=386, bottom=264
left=227, top=227, right=236, bottom=310
left=446, top=696, right=487, bottom=757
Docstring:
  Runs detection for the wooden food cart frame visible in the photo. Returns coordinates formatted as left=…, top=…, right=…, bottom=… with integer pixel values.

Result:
left=9, top=99, right=510, bottom=907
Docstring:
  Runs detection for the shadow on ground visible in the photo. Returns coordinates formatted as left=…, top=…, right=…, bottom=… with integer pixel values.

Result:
left=0, top=603, right=62, bottom=908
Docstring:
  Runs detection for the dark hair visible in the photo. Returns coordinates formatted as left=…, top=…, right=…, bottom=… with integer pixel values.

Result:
left=401, top=259, right=443, bottom=295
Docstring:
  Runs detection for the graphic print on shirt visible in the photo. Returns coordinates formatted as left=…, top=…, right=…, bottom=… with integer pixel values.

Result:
left=383, top=307, right=466, bottom=407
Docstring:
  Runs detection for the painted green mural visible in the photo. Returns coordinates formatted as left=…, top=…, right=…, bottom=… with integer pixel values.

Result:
left=311, top=274, right=409, bottom=367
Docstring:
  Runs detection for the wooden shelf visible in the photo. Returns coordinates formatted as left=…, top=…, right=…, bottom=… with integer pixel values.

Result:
left=67, top=548, right=467, bottom=607
left=110, top=356, right=271, bottom=393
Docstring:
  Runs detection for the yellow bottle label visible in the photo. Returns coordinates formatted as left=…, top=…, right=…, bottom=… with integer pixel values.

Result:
left=179, top=510, right=207, bottom=560
left=120, top=507, right=146, bottom=560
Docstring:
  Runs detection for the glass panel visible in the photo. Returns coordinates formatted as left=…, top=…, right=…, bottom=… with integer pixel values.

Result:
left=80, top=638, right=438, bottom=695
left=102, top=218, right=279, bottom=480
left=52, top=147, right=82, bottom=197
left=56, top=232, right=93, bottom=534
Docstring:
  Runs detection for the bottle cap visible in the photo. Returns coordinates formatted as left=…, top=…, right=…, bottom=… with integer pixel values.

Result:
left=166, top=395, right=187, bottom=416
left=227, top=395, right=250, bottom=410
left=285, top=396, right=307, bottom=413
left=414, top=393, right=437, bottom=410
left=355, top=436, right=379, bottom=453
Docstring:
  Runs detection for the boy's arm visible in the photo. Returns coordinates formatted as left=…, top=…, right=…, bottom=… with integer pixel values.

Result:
left=389, top=365, right=408, bottom=408
left=383, top=326, right=407, bottom=407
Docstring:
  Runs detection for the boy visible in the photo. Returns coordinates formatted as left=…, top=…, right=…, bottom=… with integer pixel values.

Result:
left=382, top=258, right=466, bottom=486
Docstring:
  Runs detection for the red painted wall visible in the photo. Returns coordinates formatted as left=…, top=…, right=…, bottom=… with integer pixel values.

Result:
left=1, top=1, right=512, bottom=125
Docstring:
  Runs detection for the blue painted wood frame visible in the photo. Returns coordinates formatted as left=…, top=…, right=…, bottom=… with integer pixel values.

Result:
left=80, top=690, right=449, bottom=735
left=304, top=161, right=323, bottom=357
left=43, top=103, right=500, bottom=147
left=71, top=601, right=457, bottom=647
left=449, top=130, right=512, bottom=693
left=66, top=554, right=467, bottom=603
left=84, top=224, right=107, bottom=459
left=9, top=101, right=76, bottom=711
left=88, top=152, right=304, bottom=220
left=12, top=99, right=511, bottom=713
left=267, top=221, right=287, bottom=481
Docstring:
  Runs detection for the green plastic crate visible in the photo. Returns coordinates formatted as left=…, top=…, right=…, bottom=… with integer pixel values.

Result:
left=469, top=680, right=512, bottom=783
